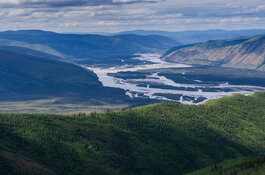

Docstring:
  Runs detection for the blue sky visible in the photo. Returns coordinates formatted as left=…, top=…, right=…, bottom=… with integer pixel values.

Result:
left=0, top=0, right=264, bottom=33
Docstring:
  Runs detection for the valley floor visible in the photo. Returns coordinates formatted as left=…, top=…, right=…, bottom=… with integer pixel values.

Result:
left=1, top=53, right=265, bottom=114
left=87, top=53, right=265, bottom=105
left=0, top=98, right=129, bottom=114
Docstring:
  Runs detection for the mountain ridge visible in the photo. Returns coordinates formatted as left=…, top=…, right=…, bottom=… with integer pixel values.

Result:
left=114, top=29, right=265, bottom=44
left=162, top=35, right=265, bottom=71
left=0, top=30, right=181, bottom=62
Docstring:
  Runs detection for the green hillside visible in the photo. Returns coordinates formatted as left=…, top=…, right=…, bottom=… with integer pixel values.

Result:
left=187, top=156, right=265, bottom=175
left=0, top=92, right=265, bottom=175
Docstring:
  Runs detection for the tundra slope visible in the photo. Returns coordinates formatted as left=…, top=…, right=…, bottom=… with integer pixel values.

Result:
left=162, top=35, right=265, bottom=71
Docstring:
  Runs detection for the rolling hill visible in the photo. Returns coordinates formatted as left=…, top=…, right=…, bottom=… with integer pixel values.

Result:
left=162, top=35, right=265, bottom=71
left=0, top=38, right=66, bottom=59
left=0, top=92, right=265, bottom=175
left=0, top=30, right=181, bottom=62
left=0, top=49, right=130, bottom=104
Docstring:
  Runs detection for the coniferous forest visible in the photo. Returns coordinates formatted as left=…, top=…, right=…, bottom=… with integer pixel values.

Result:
left=0, top=92, right=265, bottom=175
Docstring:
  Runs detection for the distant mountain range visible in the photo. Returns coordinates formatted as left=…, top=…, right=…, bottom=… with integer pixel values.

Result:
left=0, top=30, right=181, bottom=62
left=3, top=29, right=264, bottom=63
left=162, top=35, right=265, bottom=71
left=2, top=29, right=265, bottom=68
left=114, top=29, right=265, bottom=44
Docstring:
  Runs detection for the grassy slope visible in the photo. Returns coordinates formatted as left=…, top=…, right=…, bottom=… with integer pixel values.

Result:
left=162, top=35, right=265, bottom=71
left=0, top=92, right=265, bottom=175
left=187, top=156, right=265, bottom=175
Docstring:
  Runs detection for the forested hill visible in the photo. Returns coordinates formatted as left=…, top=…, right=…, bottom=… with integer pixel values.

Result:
left=0, top=92, right=265, bottom=175
left=162, top=35, right=265, bottom=71
left=0, top=49, right=129, bottom=103
left=0, top=30, right=181, bottom=61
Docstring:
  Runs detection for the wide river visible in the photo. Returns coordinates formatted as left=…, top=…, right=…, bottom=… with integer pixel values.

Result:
left=87, top=53, right=265, bottom=104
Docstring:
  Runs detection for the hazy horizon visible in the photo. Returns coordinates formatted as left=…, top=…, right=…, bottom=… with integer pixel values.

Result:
left=1, top=28, right=265, bottom=35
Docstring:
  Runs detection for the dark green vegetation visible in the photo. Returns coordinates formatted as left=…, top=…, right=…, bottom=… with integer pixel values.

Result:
left=188, top=157, right=265, bottom=175
left=0, top=93, right=265, bottom=175
left=115, top=29, right=265, bottom=44
left=162, top=35, right=265, bottom=71
left=0, top=30, right=180, bottom=65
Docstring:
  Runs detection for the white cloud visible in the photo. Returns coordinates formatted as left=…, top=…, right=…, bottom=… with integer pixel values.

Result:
left=0, top=0, right=265, bottom=32
left=0, top=0, right=21, bottom=4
